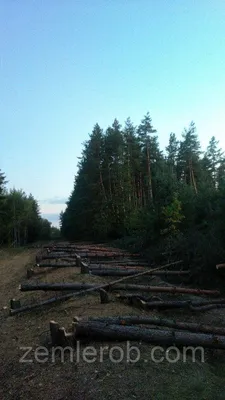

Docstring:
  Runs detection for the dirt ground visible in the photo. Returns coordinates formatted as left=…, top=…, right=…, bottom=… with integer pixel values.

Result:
left=1, top=246, right=225, bottom=400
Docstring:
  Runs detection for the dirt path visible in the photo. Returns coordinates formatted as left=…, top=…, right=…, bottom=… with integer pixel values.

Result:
left=1, top=247, right=225, bottom=400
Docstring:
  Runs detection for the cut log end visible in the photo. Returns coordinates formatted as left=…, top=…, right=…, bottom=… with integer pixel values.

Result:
left=27, top=268, right=34, bottom=279
left=99, top=289, right=110, bottom=304
left=216, top=264, right=225, bottom=270
left=10, top=299, right=21, bottom=310
left=80, top=262, right=89, bottom=274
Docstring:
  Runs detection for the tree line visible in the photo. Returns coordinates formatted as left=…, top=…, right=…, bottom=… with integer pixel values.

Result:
left=60, top=113, right=225, bottom=285
left=0, top=170, right=59, bottom=246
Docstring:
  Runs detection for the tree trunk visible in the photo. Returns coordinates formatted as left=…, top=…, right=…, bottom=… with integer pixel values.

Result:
left=19, top=282, right=219, bottom=296
left=90, top=269, right=189, bottom=277
left=138, top=299, right=225, bottom=310
left=36, top=263, right=77, bottom=268
left=74, top=315, right=225, bottom=336
left=74, top=321, right=225, bottom=349
left=146, top=140, right=153, bottom=202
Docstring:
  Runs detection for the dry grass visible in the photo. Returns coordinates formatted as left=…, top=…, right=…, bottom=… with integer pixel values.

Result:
left=0, top=246, right=225, bottom=399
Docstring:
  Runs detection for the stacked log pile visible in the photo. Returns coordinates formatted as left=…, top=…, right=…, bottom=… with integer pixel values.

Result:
left=10, top=241, right=225, bottom=351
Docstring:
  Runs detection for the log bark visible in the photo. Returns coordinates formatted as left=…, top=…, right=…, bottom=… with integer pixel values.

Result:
left=76, top=253, right=140, bottom=259
left=20, top=283, right=95, bottom=291
left=89, top=260, right=149, bottom=266
left=40, top=255, right=77, bottom=260
left=12, top=261, right=182, bottom=314
left=18, top=283, right=91, bottom=291
left=90, top=269, right=189, bottom=277
left=89, top=264, right=146, bottom=270
left=74, top=321, right=225, bottom=349
left=74, top=315, right=225, bottom=336
left=114, top=284, right=220, bottom=296
left=19, top=282, right=220, bottom=296
left=36, top=263, right=77, bottom=268
left=139, top=299, right=225, bottom=311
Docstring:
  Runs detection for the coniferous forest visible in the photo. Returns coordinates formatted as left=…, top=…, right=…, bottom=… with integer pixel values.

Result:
left=60, top=113, right=225, bottom=286
left=0, top=170, right=53, bottom=245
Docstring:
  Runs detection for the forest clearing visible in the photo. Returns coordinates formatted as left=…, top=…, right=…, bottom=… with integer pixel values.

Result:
left=1, top=242, right=225, bottom=400
left=2, top=1, right=225, bottom=399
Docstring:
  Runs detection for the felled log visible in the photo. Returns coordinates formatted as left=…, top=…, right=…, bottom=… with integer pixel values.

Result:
left=76, top=253, right=140, bottom=259
left=36, top=263, right=77, bottom=268
left=89, top=260, right=149, bottom=266
left=74, top=315, right=225, bottom=336
left=74, top=321, right=225, bottom=349
left=47, top=248, right=76, bottom=253
left=216, top=264, right=225, bottom=269
left=39, top=254, right=77, bottom=260
left=191, top=304, right=225, bottom=312
left=73, top=247, right=127, bottom=254
left=20, top=283, right=95, bottom=291
left=89, top=269, right=189, bottom=277
left=19, top=282, right=220, bottom=296
left=50, top=321, right=74, bottom=346
left=12, top=261, right=180, bottom=314
left=89, top=264, right=145, bottom=270
left=113, top=284, right=220, bottom=296
left=90, top=269, right=144, bottom=276
left=138, top=299, right=225, bottom=311
left=10, top=294, right=73, bottom=316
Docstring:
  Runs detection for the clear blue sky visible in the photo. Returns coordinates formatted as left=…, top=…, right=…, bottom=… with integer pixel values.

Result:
left=1, top=0, right=225, bottom=226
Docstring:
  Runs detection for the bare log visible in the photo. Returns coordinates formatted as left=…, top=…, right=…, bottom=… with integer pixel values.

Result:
left=74, top=315, right=225, bottom=336
left=74, top=321, right=225, bottom=349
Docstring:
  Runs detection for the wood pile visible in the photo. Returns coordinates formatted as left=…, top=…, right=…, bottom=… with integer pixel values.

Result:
left=9, top=241, right=225, bottom=352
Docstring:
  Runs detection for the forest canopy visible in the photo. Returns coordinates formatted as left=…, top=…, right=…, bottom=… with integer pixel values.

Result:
left=0, top=170, right=55, bottom=245
left=60, top=113, right=225, bottom=285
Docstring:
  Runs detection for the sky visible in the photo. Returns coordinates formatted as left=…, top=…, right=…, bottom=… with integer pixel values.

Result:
left=1, top=0, right=225, bottom=227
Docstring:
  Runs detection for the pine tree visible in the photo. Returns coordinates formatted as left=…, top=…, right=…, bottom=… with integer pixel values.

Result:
left=177, top=121, right=201, bottom=193
left=137, top=112, right=157, bottom=203
left=205, top=136, right=224, bottom=187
